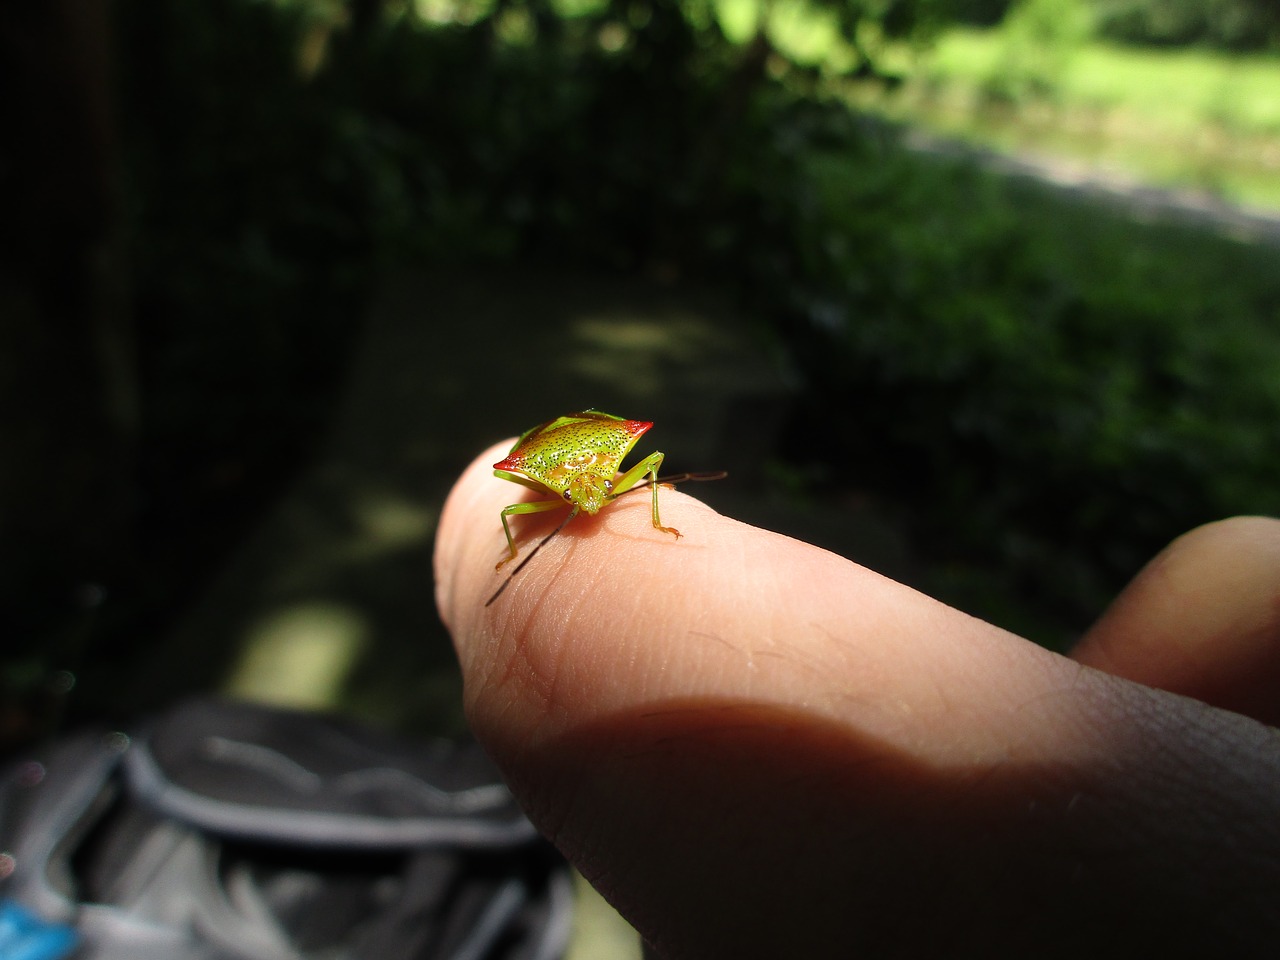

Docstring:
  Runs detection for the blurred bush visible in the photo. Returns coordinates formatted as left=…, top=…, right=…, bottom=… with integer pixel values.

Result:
left=980, top=0, right=1094, bottom=103
left=750, top=105, right=1280, bottom=641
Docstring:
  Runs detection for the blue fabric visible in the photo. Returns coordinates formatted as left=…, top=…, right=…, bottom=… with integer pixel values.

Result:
left=0, top=899, right=77, bottom=960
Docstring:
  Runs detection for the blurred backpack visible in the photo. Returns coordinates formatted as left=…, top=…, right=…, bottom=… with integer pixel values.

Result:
left=0, top=698, right=571, bottom=960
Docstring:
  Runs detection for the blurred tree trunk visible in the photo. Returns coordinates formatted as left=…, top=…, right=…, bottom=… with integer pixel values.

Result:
left=0, top=0, right=134, bottom=735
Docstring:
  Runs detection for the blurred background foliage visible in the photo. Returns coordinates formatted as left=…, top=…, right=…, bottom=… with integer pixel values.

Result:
left=3, top=0, right=1279, bottom=748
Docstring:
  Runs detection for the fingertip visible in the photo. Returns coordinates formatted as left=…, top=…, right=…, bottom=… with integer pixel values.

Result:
left=433, top=439, right=514, bottom=638
left=1074, top=515, right=1280, bottom=725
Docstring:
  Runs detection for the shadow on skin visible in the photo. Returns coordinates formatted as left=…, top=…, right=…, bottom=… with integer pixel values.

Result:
left=508, top=695, right=1277, bottom=960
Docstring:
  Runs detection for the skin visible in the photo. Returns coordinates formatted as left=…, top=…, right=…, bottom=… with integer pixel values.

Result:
left=434, top=441, right=1280, bottom=959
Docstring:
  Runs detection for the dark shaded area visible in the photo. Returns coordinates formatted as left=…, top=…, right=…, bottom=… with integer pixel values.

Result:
left=2, top=0, right=1279, bottom=750
left=951, top=0, right=1280, bottom=51
left=1, top=2, right=135, bottom=746
left=523, top=696, right=1280, bottom=957
left=1095, top=0, right=1280, bottom=51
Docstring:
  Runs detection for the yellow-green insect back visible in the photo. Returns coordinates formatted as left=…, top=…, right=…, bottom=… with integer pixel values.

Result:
left=486, top=410, right=723, bottom=606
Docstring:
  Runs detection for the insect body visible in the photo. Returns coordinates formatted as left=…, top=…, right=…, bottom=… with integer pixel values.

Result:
left=493, top=410, right=678, bottom=566
left=486, top=410, right=723, bottom=606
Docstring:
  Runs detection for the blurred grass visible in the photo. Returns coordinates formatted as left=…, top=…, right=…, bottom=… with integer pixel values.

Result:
left=708, top=1, right=1280, bottom=208
left=858, top=28, right=1280, bottom=210
left=925, top=29, right=1280, bottom=134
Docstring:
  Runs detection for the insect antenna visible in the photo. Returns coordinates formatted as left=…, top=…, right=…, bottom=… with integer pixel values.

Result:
left=622, top=470, right=728, bottom=494
left=485, top=507, right=580, bottom=607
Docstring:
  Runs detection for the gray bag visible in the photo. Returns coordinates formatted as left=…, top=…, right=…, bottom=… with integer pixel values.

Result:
left=0, top=699, right=571, bottom=960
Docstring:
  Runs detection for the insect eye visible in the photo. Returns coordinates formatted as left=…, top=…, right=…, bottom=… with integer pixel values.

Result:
left=603, top=479, right=614, bottom=492
left=562, top=490, right=573, bottom=501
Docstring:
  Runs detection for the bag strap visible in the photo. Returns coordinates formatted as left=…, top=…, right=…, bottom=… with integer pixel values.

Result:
left=124, top=699, right=537, bottom=850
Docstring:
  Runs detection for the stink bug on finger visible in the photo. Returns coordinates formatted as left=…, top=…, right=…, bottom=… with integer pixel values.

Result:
left=485, top=410, right=725, bottom=606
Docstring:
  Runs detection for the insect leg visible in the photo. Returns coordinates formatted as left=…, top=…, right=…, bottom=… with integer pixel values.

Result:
left=610, top=451, right=679, bottom=539
left=497, top=498, right=569, bottom=569
left=487, top=506, right=580, bottom=606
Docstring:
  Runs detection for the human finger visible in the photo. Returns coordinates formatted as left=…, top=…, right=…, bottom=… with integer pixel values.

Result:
left=434, top=445, right=1280, bottom=958
left=1073, top=516, right=1280, bottom=726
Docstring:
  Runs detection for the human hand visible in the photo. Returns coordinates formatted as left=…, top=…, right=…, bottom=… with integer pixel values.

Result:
left=434, top=441, right=1280, bottom=958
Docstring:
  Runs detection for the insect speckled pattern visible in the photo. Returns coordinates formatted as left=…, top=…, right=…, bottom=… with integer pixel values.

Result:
left=491, top=411, right=676, bottom=568
left=485, top=410, right=725, bottom=606
left=496, top=417, right=652, bottom=511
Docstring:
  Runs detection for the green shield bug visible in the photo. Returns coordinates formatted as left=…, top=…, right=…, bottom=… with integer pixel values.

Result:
left=486, top=410, right=724, bottom=606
